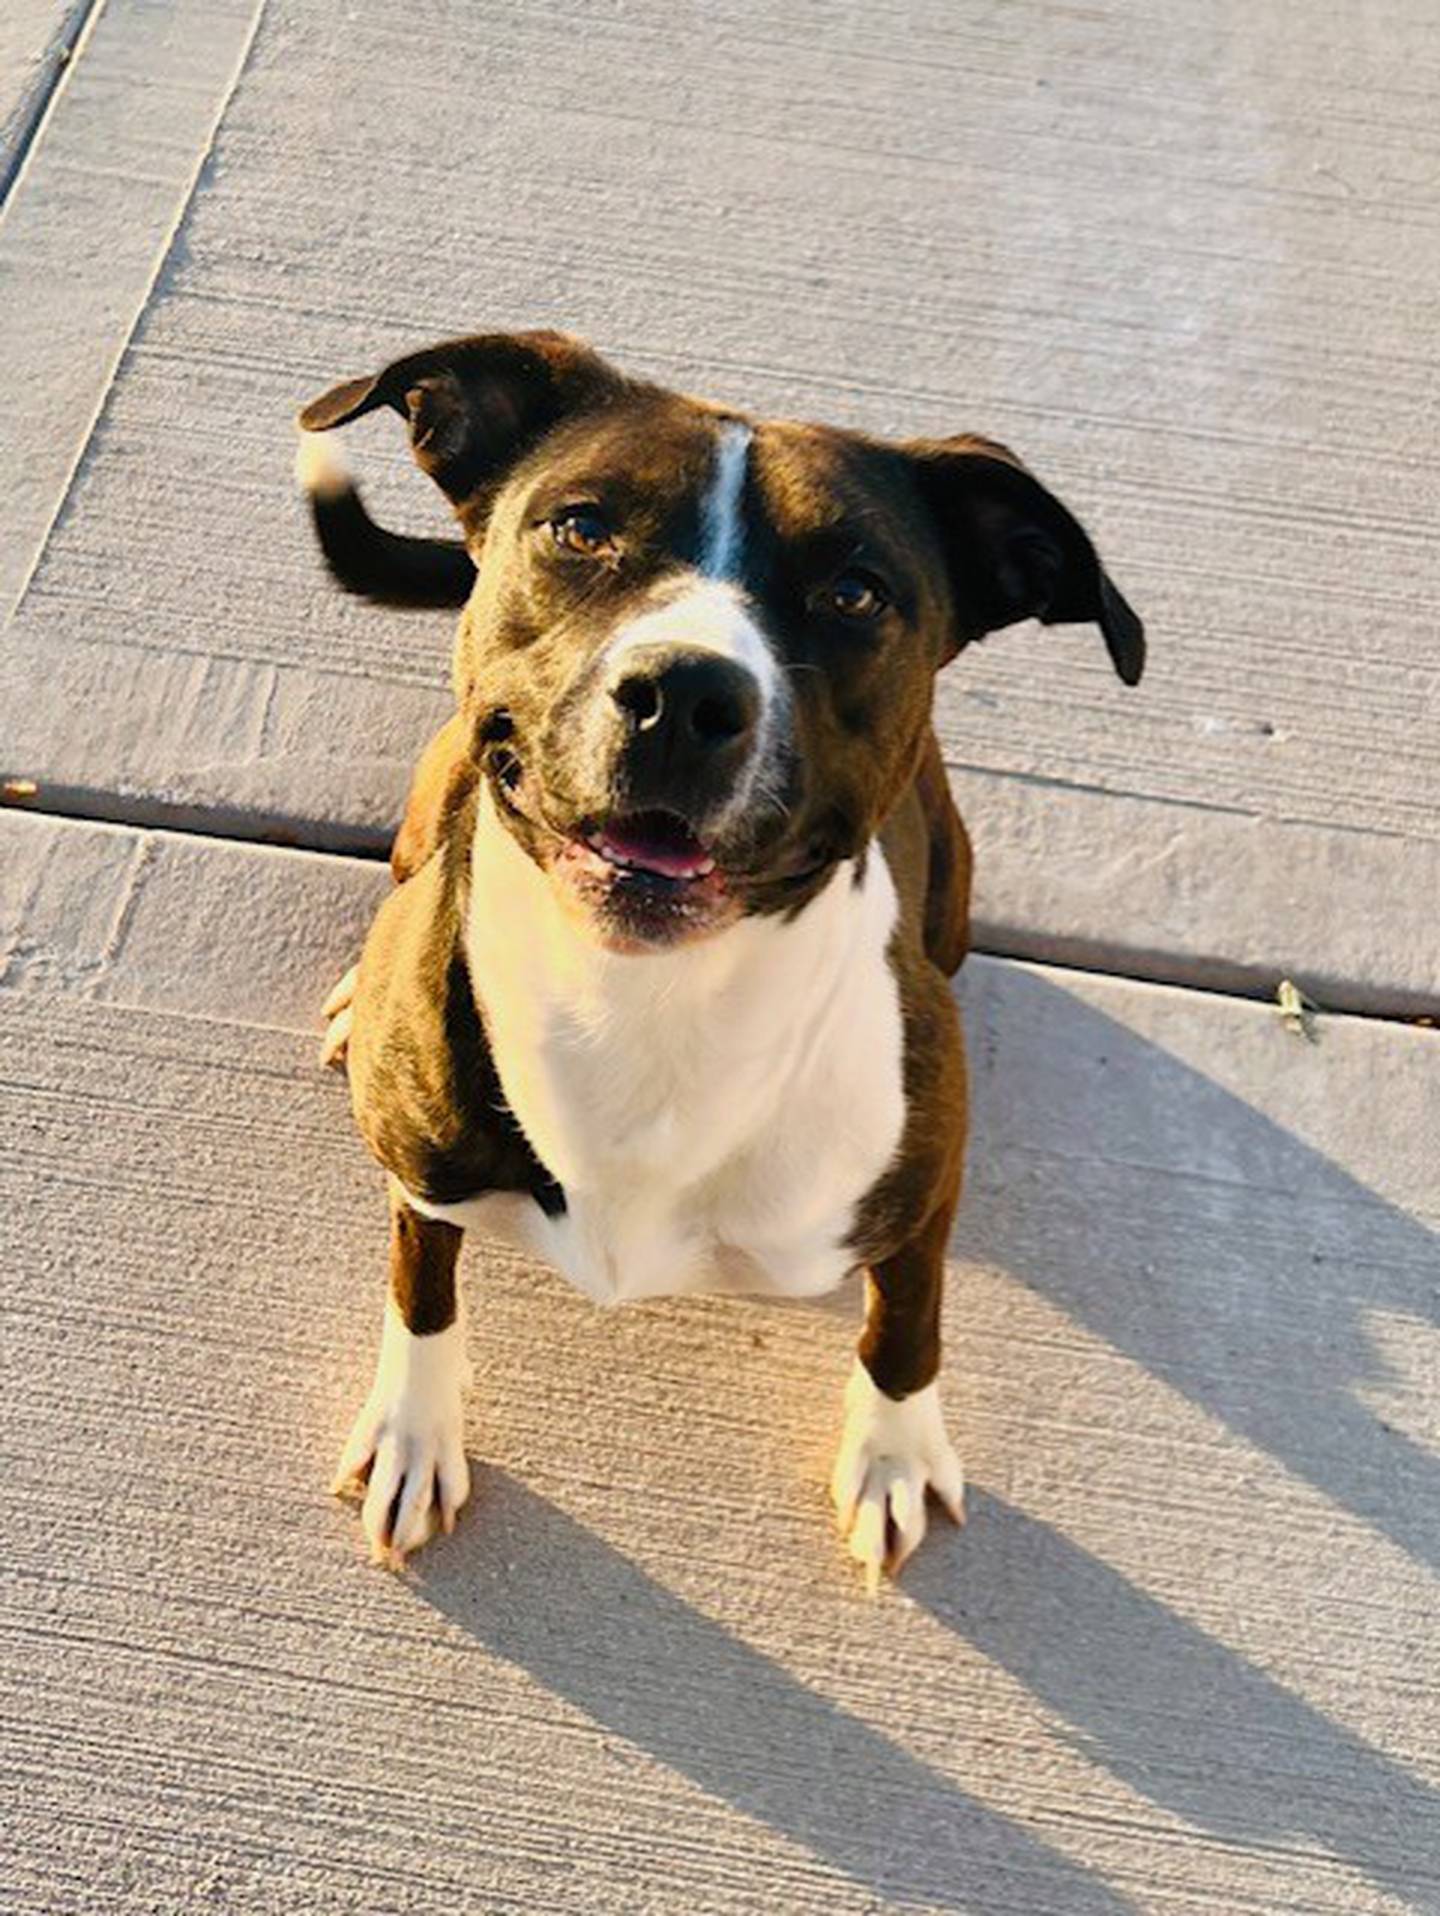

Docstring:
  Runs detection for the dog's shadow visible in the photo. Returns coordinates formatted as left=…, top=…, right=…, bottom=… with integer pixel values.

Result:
left=413, top=1475, right=1134, bottom=1914
left=411, top=966, right=1439, bottom=1908
left=956, top=963, right=1440, bottom=1577
left=909, top=1493, right=1435, bottom=1900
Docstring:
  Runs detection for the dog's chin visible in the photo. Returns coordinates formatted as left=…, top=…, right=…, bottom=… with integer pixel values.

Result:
left=552, top=833, right=743, bottom=953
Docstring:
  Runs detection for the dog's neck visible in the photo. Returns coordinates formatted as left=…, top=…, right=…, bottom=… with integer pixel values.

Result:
left=466, top=784, right=876, bottom=1018
left=462, top=786, right=897, bottom=1190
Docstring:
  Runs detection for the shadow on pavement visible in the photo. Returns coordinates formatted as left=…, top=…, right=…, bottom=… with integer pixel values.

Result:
left=909, top=1492, right=1436, bottom=1905
left=958, top=964, right=1440, bottom=1577
left=416, top=1473, right=1133, bottom=1915
left=414, top=964, right=1438, bottom=1907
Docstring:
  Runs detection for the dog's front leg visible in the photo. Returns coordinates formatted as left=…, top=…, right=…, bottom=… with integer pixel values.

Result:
left=333, top=1181, right=472, bottom=1567
left=830, top=1204, right=965, bottom=1593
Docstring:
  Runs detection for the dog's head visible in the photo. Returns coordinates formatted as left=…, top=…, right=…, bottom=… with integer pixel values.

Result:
left=301, top=331, right=1144, bottom=951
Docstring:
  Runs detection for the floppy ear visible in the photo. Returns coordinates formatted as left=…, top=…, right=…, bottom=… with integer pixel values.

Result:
left=905, top=434, right=1145, bottom=685
left=297, top=329, right=626, bottom=524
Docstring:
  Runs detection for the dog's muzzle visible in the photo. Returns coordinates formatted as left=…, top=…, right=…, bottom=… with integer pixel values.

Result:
left=608, top=644, right=761, bottom=823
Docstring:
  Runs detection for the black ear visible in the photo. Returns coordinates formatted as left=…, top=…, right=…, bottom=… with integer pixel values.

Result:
left=297, top=329, right=626, bottom=520
left=906, top=435, right=1145, bottom=685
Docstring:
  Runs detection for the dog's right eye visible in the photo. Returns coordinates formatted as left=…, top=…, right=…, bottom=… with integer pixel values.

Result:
left=825, top=568, right=890, bottom=621
left=550, top=505, right=617, bottom=561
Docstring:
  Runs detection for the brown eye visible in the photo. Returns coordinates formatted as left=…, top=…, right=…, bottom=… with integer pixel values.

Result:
left=827, top=569, right=889, bottom=620
left=550, top=505, right=616, bottom=559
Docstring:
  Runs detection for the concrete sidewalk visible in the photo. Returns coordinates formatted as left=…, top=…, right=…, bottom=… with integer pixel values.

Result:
left=2, top=2, right=1438, bottom=1911
left=3, top=0, right=1439, bottom=1010
left=4, top=811, right=1438, bottom=1913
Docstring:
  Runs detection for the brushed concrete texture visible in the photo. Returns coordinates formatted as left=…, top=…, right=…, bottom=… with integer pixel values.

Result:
left=0, top=0, right=91, bottom=195
left=0, top=0, right=262, bottom=614
left=3, top=812, right=1438, bottom=1914
left=2, top=0, right=1439, bottom=1010
left=0, top=808, right=388, bottom=1024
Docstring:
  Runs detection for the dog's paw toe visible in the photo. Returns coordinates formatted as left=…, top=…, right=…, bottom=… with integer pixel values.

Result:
left=319, top=964, right=359, bottom=1067
left=319, top=1004, right=353, bottom=1069
left=830, top=1361, right=964, bottom=1594
left=336, top=1400, right=470, bottom=1567
left=334, top=1316, right=471, bottom=1567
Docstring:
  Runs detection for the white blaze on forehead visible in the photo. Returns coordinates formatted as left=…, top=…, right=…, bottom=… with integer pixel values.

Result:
left=698, top=421, right=752, bottom=580
left=595, top=422, right=780, bottom=814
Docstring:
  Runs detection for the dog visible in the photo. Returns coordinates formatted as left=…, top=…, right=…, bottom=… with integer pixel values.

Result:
left=296, top=329, right=1144, bottom=1590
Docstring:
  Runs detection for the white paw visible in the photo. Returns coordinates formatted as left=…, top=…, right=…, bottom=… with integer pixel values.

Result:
left=829, top=1360, right=964, bottom=1594
left=332, top=1302, right=472, bottom=1567
left=319, top=962, right=358, bottom=1068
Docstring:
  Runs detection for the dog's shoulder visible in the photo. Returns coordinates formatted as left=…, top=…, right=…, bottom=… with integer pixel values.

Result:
left=854, top=741, right=970, bottom=1263
left=880, top=733, right=972, bottom=979
left=347, top=785, right=561, bottom=1211
left=390, top=710, right=476, bottom=884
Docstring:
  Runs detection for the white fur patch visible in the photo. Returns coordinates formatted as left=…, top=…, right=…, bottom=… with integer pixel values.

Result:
left=698, top=421, right=752, bottom=580
left=404, top=788, right=907, bottom=1310
left=603, top=577, right=780, bottom=716
left=333, top=1298, right=471, bottom=1567
left=830, top=1358, right=965, bottom=1593
left=593, top=427, right=774, bottom=823
left=294, top=428, right=350, bottom=499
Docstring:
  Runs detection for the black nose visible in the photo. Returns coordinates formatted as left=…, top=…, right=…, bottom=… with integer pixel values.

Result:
left=611, top=650, right=761, bottom=753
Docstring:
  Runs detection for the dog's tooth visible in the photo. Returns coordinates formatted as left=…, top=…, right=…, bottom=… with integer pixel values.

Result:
left=588, top=832, right=623, bottom=868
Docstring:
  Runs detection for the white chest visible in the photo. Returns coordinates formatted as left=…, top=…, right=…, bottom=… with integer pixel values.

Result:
left=409, top=797, right=907, bottom=1305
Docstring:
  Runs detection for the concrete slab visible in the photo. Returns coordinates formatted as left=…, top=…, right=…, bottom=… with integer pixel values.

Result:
left=0, top=0, right=262, bottom=615
left=0, top=0, right=90, bottom=196
left=3, top=811, right=1437, bottom=1913
left=2, top=0, right=1439, bottom=1012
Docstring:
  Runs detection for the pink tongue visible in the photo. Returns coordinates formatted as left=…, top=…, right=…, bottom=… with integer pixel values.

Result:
left=598, top=814, right=712, bottom=880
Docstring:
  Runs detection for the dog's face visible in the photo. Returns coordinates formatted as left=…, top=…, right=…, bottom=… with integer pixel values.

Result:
left=302, top=332, right=1143, bottom=951
left=460, top=394, right=971, bottom=949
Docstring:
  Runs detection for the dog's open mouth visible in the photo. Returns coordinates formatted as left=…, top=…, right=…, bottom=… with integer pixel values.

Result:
left=490, top=751, right=737, bottom=946
left=550, top=804, right=735, bottom=950
left=587, top=810, right=716, bottom=882
left=490, top=752, right=716, bottom=888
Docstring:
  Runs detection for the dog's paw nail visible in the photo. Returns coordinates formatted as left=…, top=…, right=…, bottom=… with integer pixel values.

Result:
left=332, top=1424, right=377, bottom=1498
left=931, top=1449, right=966, bottom=1527
left=321, top=963, right=359, bottom=1020
left=831, top=1362, right=964, bottom=1588
left=320, top=1004, right=353, bottom=1068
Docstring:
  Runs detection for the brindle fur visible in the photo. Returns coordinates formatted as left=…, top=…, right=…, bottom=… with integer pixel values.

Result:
left=305, top=329, right=1139, bottom=1421
left=389, top=1184, right=463, bottom=1337
left=346, top=780, right=563, bottom=1216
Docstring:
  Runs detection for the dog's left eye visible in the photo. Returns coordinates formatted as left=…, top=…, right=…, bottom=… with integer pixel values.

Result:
left=826, top=569, right=890, bottom=621
left=550, top=505, right=617, bottom=560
